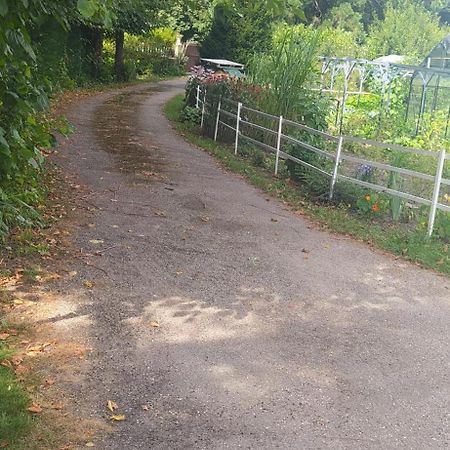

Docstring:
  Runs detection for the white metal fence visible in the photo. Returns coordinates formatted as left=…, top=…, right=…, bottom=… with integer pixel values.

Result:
left=195, top=86, right=450, bottom=237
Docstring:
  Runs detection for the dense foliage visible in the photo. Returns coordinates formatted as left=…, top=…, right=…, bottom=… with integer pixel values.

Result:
left=0, top=0, right=182, bottom=240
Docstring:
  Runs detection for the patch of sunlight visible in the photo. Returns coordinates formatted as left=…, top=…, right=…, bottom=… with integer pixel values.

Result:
left=135, top=296, right=265, bottom=344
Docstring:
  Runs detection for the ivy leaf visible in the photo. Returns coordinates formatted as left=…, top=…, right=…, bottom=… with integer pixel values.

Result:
left=0, top=0, right=8, bottom=17
left=77, top=0, right=97, bottom=18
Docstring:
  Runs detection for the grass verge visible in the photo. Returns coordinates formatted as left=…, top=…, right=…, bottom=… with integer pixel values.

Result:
left=0, top=326, right=31, bottom=448
left=165, top=93, right=449, bottom=276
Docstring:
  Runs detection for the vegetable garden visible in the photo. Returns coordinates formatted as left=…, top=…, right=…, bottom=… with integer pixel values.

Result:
left=183, top=25, right=450, bottom=241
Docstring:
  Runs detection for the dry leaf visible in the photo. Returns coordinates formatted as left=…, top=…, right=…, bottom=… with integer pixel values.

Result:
left=12, top=355, right=23, bottom=366
left=200, top=216, right=210, bottom=223
left=89, top=239, right=104, bottom=245
left=15, top=365, right=29, bottom=375
left=107, top=400, right=118, bottom=412
left=149, top=321, right=160, bottom=328
left=154, top=210, right=167, bottom=217
left=110, top=415, right=126, bottom=421
left=86, top=443, right=95, bottom=448
left=83, top=280, right=94, bottom=289
left=0, top=333, right=10, bottom=340
left=141, top=405, right=150, bottom=411
left=270, top=218, right=278, bottom=222
left=50, top=402, right=64, bottom=410
left=27, top=403, right=43, bottom=413
left=0, top=441, right=9, bottom=449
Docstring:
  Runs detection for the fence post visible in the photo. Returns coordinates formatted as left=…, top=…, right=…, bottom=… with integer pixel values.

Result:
left=214, top=99, right=221, bottom=141
left=329, top=135, right=344, bottom=200
left=427, top=148, right=446, bottom=237
left=200, top=91, right=206, bottom=129
left=234, top=102, right=242, bottom=155
left=275, top=115, right=283, bottom=175
left=196, top=85, right=200, bottom=109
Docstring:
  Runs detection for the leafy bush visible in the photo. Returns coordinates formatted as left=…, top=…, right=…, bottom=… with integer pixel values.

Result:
left=123, top=29, right=184, bottom=77
left=364, top=0, right=448, bottom=62
left=181, top=106, right=201, bottom=124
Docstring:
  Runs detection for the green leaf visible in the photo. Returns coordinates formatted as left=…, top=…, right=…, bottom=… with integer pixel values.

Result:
left=77, top=0, right=97, bottom=18
left=28, top=157, right=38, bottom=169
left=0, top=134, right=9, bottom=150
left=0, top=0, right=8, bottom=17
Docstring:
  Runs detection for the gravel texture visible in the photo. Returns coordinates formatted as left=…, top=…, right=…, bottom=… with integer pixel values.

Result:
left=53, top=79, right=450, bottom=449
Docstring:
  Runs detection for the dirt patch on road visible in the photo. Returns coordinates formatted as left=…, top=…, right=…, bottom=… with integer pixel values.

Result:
left=94, top=88, right=168, bottom=185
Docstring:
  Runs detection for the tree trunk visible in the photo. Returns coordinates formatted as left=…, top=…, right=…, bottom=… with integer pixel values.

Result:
left=92, top=28, right=103, bottom=80
left=115, top=30, right=125, bottom=82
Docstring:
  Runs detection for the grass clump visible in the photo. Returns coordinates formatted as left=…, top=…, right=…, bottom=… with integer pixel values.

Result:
left=0, top=344, right=31, bottom=447
left=165, top=93, right=449, bottom=276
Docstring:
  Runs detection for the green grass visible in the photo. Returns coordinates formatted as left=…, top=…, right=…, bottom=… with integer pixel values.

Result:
left=165, top=94, right=449, bottom=276
left=0, top=344, right=31, bottom=447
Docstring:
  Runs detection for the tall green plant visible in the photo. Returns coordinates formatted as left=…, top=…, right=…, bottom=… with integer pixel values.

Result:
left=246, top=27, right=322, bottom=120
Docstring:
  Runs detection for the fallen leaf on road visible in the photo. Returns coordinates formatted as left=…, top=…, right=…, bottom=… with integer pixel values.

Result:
left=270, top=218, right=278, bottom=222
left=86, top=443, right=95, bottom=448
left=141, top=405, right=150, bottom=411
left=175, top=271, right=183, bottom=276
left=12, top=355, right=23, bottom=366
left=89, top=239, right=104, bottom=245
left=107, top=400, right=118, bottom=412
left=27, top=403, right=43, bottom=413
left=154, top=210, right=167, bottom=217
left=83, top=280, right=94, bottom=289
left=50, top=402, right=64, bottom=410
left=301, top=248, right=310, bottom=254
left=200, top=216, right=210, bottom=223
left=149, top=321, right=160, bottom=328
left=110, top=415, right=126, bottom=421
left=26, top=343, right=52, bottom=357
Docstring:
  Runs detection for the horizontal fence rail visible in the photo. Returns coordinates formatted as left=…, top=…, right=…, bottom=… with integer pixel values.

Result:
left=195, top=87, right=449, bottom=236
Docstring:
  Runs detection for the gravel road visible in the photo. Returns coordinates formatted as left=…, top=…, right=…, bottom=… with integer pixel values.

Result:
left=53, top=78, right=450, bottom=449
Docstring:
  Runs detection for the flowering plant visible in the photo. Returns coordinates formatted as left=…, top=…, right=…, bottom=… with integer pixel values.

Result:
left=356, top=193, right=382, bottom=216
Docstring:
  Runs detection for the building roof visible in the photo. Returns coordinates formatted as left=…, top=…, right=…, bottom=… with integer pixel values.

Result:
left=200, top=58, right=245, bottom=69
left=422, top=34, right=450, bottom=69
